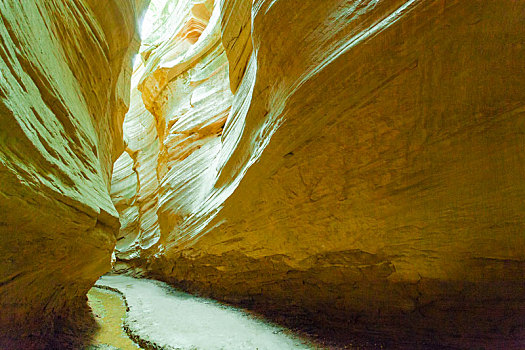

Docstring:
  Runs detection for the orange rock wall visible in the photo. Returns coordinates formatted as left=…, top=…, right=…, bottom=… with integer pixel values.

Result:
left=114, top=0, right=525, bottom=347
left=0, top=0, right=146, bottom=342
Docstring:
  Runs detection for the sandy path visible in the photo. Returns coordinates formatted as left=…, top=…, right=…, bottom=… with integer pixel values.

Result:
left=94, top=275, right=316, bottom=350
left=87, top=287, right=142, bottom=349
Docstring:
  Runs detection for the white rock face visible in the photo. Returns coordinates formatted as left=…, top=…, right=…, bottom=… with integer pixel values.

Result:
left=111, top=63, right=162, bottom=259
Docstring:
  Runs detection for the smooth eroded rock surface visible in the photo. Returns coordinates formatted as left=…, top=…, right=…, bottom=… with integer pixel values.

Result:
left=112, top=0, right=525, bottom=348
left=0, top=0, right=146, bottom=345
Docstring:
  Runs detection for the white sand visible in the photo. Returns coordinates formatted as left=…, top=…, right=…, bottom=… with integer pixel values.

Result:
left=95, top=275, right=317, bottom=350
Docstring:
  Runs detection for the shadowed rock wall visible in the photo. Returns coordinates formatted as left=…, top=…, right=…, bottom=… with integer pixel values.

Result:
left=0, top=0, right=146, bottom=345
left=113, top=0, right=525, bottom=348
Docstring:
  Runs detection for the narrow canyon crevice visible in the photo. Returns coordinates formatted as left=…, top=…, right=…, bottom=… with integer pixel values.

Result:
left=1, top=0, right=525, bottom=349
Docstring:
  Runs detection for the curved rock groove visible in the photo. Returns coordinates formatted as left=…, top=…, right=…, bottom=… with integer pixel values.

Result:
left=94, top=275, right=316, bottom=350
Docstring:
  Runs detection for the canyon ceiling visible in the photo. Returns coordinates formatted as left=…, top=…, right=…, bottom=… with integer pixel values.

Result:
left=1, top=0, right=524, bottom=348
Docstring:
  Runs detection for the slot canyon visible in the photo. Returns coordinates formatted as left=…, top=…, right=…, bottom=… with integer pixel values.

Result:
left=0, top=0, right=524, bottom=349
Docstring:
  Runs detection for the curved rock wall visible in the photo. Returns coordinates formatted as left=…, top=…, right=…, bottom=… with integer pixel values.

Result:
left=111, top=62, right=162, bottom=260
left=112, top=0, right=233, bottom=259
left=0, top=0, right=145, bottom=344
left=114, top=0, right=525, bottom=347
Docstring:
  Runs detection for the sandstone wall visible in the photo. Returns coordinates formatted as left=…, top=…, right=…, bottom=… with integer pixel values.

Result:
left=112, top=0, right=233, bottom=260
left=114, top=0, right=525, bottom=348
left=0, top=0, right=145, bottom=344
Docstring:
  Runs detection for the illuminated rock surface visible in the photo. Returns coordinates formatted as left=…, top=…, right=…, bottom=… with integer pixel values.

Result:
left=113, top=0, right=525, bottom=348
left=0, top=0, right=145, bottom=347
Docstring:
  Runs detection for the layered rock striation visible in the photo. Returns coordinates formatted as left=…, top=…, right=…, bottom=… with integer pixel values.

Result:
left=0, top=0, right=146, bottom=345
left=112, top=0, right=233, bottom=260
left=113, top=0, right=525, bottom=348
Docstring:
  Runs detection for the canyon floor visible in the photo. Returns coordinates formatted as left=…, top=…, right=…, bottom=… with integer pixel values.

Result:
left=86, top=275, right=317, bottom=350
left=87, top=287, right=140, bottom=350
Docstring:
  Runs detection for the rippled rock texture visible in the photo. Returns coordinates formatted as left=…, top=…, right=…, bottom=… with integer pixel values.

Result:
left=114, top=0, right=525, bottom=348
left=0, top=0, right=145, bottom=345
left=111, top=0, right=232, bottom=260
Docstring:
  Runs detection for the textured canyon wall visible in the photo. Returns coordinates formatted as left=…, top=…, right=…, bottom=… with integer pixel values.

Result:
left=114, top=0, right=525, bottom=348
left=112, top=0, right=233, bottom=260
left=0, top=0, right=145, bottom=344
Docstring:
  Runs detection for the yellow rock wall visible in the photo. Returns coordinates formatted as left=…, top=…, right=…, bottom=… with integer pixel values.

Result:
left=0, top=0, right=145, bottom=343
left=114, top=0, right=525, bottom=347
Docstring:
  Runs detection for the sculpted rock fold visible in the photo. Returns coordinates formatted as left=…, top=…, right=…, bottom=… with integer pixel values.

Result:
left=112, top=0, right=233, bottom=259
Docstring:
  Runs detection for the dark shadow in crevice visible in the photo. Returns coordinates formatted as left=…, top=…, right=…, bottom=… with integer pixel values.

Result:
left=0, top=299, right=100, bottom=350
